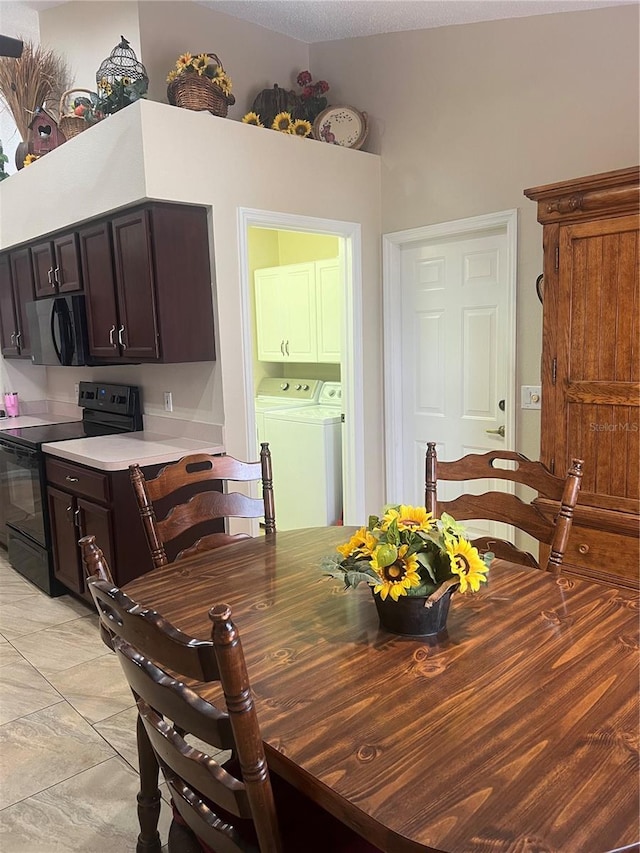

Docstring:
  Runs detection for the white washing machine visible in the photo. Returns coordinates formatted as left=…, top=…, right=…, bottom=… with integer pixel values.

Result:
left=262, top=382, right=343, bottom=530
left=254, top=378, right=323, bottom=449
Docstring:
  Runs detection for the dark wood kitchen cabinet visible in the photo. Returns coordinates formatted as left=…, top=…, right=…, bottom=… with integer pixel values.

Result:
left=0, top=247, right=35, bottom=358
left=79, top=202, right=215, bottom=363
left=31, top=232, right=82, bottom=298
left=46, top=456, right=156, bottom=599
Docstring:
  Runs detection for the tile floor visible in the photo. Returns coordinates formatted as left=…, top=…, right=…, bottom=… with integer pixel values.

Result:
left=0, top=551, right=173, bottom=851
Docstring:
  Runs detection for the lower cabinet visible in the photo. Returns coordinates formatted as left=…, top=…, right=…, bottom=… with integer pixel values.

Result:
left=46, top=456, right=159, bottom=599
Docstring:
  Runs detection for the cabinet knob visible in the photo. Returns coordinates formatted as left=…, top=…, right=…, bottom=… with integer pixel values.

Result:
left=578, top=543, right=590, bottom=555
left=280, top=382, right=289, bottom=391
left=295, top=384, right=302, bottom=391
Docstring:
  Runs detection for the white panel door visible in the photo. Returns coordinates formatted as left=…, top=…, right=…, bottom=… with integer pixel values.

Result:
left=400, top=230, right=513, bottom=539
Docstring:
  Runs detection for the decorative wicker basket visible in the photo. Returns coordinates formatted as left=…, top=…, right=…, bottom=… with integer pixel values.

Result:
left=59, top=89, right=94, bottom=140
left=167, top=53, right=235, bottom=117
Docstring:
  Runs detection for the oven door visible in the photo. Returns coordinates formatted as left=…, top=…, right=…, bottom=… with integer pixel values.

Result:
left=0, top=439, right=46, bottom=548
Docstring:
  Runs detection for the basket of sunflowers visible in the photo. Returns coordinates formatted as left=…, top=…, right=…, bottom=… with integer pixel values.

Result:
left=167, top=52, right=235, bottom=117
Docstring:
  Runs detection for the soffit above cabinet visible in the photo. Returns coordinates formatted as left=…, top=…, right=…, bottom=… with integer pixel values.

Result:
left=0, top=99, right=382, bottom=252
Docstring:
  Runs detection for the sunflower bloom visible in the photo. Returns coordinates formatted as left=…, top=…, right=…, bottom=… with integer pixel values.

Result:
left=176, top=53, right=193, bottom=70
left=371, top=545, right=421, bottom=601
left=242, top=112, right=263, bottom=127
left=193, top=54, right=207, bottom=76
left=166, top=69, right=178, bottom=83
left=446, top=539, right=488, bottom=593
left=337, top=527, right=376, bottom=560
left=214, top=71, right=232, bottom=95
left=272, top=111, right=292, bottom=132
left=291, top=119, right=312, bottom=137
left=384, top=505, right=434, bottom=533
left=23, top=153, right=40, bottom=167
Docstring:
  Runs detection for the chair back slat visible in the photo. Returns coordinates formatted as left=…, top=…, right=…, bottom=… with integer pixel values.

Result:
left=79, top=535, right=283, bottom=853
left=425, top=443, right=583, bottom=573
left=158, top=492, right=265, bottom=543
left=433, top=450, right=569, bottom=499
left=437, top=493, right=555, bottom=544
left=114, top=639, right=234, bottom=750
left=131, top=444, right=276, bottom=570
left=167, top=775, right=255, bottom=853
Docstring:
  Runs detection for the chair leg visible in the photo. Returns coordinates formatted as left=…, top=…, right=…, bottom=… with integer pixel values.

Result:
left=135, top=713, right=163, bottom=853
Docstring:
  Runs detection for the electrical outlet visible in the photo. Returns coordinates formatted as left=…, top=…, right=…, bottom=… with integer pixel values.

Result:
left=163, top=391, right=173, bottom=412
left=73, top=383, right=79, bottom=401
left=521, top=385, right=542, bottom=410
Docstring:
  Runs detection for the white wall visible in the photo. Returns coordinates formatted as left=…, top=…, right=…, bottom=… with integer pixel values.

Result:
left=0, top=100, right=383, bottom=511
left=309, top=4, right=640, bottom=461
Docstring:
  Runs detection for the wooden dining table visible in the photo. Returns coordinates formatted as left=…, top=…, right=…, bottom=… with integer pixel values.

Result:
left=124, top=526, right=640, bottom=853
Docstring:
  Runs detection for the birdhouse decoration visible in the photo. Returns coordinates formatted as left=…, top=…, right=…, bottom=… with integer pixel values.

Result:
left=95, top=36, right=148, bottom=116
left=27, top=106, right=66, bottom=157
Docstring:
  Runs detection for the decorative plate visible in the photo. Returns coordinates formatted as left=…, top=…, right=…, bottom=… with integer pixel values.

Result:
left=312, top=105, right=368, bottom=150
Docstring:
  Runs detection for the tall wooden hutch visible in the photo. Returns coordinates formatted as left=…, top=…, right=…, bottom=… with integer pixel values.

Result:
left=524, top=166, right=639, bottom=590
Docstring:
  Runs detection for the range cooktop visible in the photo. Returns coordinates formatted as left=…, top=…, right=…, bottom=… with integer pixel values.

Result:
left=0, top=381, right=143, bottom=451
left=0, top=420, right=128, bottom=450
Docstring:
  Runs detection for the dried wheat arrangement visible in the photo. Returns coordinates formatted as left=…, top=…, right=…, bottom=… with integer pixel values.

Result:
left=0, top=39, right=70, bottom=139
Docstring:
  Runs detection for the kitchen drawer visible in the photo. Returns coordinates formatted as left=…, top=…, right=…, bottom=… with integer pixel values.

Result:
left=561, top=524, right=639, bottom=589
left=45, top=457, right=110, bottom=503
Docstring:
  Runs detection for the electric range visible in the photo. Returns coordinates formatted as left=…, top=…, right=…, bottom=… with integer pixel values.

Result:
left=0, top=381, right=142, bottom=595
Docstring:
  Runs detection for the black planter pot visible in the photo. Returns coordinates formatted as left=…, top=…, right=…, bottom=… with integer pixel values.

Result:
left=373, top=588, right=453, bottom=637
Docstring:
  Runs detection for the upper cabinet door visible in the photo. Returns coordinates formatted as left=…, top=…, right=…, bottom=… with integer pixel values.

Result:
left=32, top=234, right=82, bottom=296
left=79, top=221, right=120, bottom=358
left=53, top=233, right=82, bottom=293
left=315, top=259, right=341, bottom=364
left=282, top=263, right=317, bottom=361
left=255, top=268, right=287, bottom=361
left=0, top=253, right=18, bottom=357
left=10, top=247, right=35, bottom=358
left=31, top=240, right=56, bottom=298
left=111, top=209, right=160, bottom=360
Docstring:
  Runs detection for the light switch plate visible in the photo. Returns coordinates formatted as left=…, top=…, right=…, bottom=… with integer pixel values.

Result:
left=163, top=391, right=173, bottom=412
left=521, top=385, right=542, bottom=409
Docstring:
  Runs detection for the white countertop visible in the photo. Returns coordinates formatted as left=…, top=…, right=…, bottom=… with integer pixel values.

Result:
left=0, top=414, right=80, bottom=430
left=42, top=432, right=225, bottom=471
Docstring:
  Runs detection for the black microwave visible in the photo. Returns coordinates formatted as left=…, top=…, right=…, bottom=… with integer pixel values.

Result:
left=26, top=294, right=92, bottom=366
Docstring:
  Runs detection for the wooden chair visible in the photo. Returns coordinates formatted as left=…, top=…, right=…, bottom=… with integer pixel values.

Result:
left=79, top=535, right=380, bottom=853
left=130, top=443, right=275, bottom=569
left=424, top=443, right=583, bottom=573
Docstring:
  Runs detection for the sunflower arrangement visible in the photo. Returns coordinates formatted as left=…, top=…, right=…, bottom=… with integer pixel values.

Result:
left=323, top=506, right=491, bottom=602
left=167, top=53, right=232, bottom=97
left=241, top=110, right=312, bottom=138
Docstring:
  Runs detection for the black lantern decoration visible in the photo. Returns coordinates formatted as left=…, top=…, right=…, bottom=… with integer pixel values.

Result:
left=95, top=36, right=148, bottom=115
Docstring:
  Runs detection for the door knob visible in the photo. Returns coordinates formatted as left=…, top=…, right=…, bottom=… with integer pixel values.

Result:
left=486, top=425, right=505, bottom=437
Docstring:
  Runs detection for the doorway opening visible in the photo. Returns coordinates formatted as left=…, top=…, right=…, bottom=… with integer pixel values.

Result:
left=238, top=208, right=365, bottom=530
